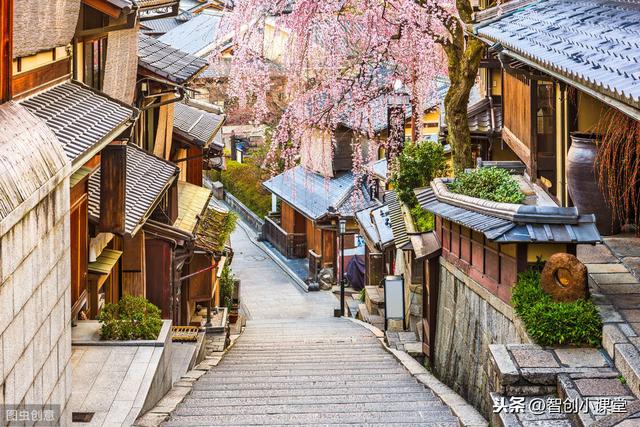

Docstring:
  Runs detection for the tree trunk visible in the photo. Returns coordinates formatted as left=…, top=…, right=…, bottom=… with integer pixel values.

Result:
left=444, top=37, right=484, bottom=173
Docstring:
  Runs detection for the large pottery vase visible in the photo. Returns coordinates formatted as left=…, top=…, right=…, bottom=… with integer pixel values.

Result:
left=566, top=132, right=620, bottom=235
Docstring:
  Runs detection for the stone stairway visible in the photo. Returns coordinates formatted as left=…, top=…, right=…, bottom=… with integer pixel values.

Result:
left=357, top=285, right=385, bottom=330
left=164, top=318, right=460, bottom=426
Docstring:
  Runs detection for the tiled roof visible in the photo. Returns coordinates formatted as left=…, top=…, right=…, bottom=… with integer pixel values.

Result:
left=20, top=81, right=135, bottom=165
left=355, top=204, right=393, bottom=251
left=141, top=11, right=193, bottom=36
left=414, top=185, right=601, bottom=244
left=263, top=166, right=373, bottom=220
left=441, top=96, right=502, bottom=135
left=174, top=180, right=212, bottom=233
left=195, top=206, right=235, bottom=253
left=138, top=34, right=207, bottom=84
left=385, top=191, right=410, bottom=249
left=173, top=102, right=224, bottom=148
left=135, top=0, right=179, bottom=10
left=475, top=0, right=640, bottom=110
left=369, top=158, right=388, bottom=180
left=88, top=144, right=179, bottom=237
left=158, top=12, right=223, bottom=56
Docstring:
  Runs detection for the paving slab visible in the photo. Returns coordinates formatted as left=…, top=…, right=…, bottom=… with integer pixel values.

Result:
left=591, top=273, right=640, bottom=285
left=574, top=378, right=629, bottom=396
left=554, top=348, right=609, bottom=368
left=587, top=264, right=631, bottom=274
left=511, top=348, right=559, bottom=368
left=605, top=235, right=640, bottom=258
left=578, top=244, right=619, bottom=264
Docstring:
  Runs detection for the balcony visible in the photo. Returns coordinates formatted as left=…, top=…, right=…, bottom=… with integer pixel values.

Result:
left=263, top=214, right=307, bottom=259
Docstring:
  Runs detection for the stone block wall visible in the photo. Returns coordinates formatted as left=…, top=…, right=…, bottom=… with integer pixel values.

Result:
left=433, top=257, right=530, bottom=417
left=0, top=178, right=72, bottom=424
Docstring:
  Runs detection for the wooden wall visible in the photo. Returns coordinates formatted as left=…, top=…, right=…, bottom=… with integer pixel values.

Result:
left=502, top=71, right=532, bottom=167
left=144, top=237, right=172, bottom=319
left=122, top=231, right=146, bottom=297
left=281, top=201, right=305, bottom=234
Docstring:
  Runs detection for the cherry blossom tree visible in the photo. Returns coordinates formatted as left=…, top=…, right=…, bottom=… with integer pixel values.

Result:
left=213, top=0, right=484, bottom=173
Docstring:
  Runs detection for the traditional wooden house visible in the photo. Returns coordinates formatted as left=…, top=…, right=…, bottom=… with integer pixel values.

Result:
left=471, top=0, right=640, bottom=226
left=171, top=99, right=225, bottom=186
left=136, top=33, right=230, bottom=324
left=263, top=165, right=376, bottom=283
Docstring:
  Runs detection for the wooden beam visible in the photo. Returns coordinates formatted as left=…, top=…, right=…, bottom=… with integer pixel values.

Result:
left=11, top=58, right=71, bottom=99
left=82, top=0, right=122, bottom=18
left=99, top=141, right=127, bottom=234
left=502, top=126, right=531, bottom=170
left=1, top=0, right=12, bottom=102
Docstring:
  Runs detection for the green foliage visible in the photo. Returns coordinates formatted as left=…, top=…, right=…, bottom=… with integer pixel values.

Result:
left=449, top=167, right=525, bottom=204
left=390, top=141, right=448, bottom=232
left=98, top=296, right=163, bottom=341
left=215, top=159, right=272, bottom=217
left=218, top=211, right=238, bottom=252
left=358, top=288, right=366, bottom=302
left=220, top=265, right=235, bottom=310
left=511, top=270, right=602, bottom=347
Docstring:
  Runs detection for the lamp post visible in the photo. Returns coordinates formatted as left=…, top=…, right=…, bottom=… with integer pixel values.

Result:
left=338, top=218, right=347, bottom=317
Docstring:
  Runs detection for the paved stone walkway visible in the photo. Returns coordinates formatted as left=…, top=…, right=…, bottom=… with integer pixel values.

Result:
left=163, top=217, right=461, bottom=426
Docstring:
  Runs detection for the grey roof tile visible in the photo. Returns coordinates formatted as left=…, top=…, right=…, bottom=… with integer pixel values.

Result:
left=263, top=166, right=374, bottom=220
left=476, top=0, right=640, bottom=109
left=138, top=33, right=207, bottom=84
left=88, top=144, right=179, bottom=236
left=173, top=102, right=224, bottom=148
left=158, top=12, right=223, bottom=56
left=414, top=187, right=601, bottom=243
left=20, top=81, right=135, bottom=163
left=385, top=191, right=410, bottom=249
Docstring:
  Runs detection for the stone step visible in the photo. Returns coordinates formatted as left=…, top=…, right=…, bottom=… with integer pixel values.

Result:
left=165, top=410, right=459, bottom=426
left=192, top=379, right=421, bottom=391
left=187, top=385, right=431, bottom=398
left=210, top=367, right=408, bottom=377
left=181, top=391, right=437, bottom=406
left=217, top=355, right=395, bottom=362
left=196, top=373, right=413, bottom=384
left=174, top=401, right=451, bottom=416
left=212, top=362, right=402, bottom=370
left=229, top=343, right=381, bottom=351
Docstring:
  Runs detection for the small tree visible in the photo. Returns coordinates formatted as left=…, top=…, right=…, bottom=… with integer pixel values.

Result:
left=390, top=141, right=448, bottom=231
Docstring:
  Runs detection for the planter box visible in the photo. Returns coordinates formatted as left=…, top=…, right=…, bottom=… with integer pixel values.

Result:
left=71, top=319, right=172, bottom=347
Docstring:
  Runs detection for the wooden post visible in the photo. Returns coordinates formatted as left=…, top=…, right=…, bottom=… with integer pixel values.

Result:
left=0, top=0, right=12, bottom=102
left=99, top=141, right=127, bottom=234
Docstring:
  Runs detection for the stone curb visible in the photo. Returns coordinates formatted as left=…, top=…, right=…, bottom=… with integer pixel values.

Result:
left=235, top=214, right=310, bottom=293
left=345, top=317, right=488, bottom=427
left=133, top=328, right=244, bottom=426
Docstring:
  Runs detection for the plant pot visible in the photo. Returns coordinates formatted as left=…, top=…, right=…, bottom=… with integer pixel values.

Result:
left=566, top=133, right=620, bottom=235
left=228, top=312, right=238, bottom=324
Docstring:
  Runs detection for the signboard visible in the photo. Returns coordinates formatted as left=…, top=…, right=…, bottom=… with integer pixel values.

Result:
left=384, top=275, right=405, bottom=321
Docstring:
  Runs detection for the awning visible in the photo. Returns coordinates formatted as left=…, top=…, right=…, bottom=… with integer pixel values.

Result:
left=175, top=181, right=212, bottom=233
left=138, top=34, right=207, bottom=84
left=410, top=232, right=441, bottom=260
left=70, top=166, right=93, bottom=188
left=88, top=249, right=122, bottom=274
left=20, top=81, right=136, bottom=171
left=88, top=144, right=179, bottom=237
left=173, top=102, right=225, bottom=149
left=195, top=207, right=235, bottom=254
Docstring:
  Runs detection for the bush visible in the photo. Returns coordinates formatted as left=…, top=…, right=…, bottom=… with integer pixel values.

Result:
left=220, top=265, right=235, bottom=310
left=215, top=159, right=272, bottom=217
left=98, top=296, right=163, bottom=341
left=511, top=270, right=602, bottom=347
left=390, top=141, right=448, bottom=232
left=449, top=167, right=525, bottom=204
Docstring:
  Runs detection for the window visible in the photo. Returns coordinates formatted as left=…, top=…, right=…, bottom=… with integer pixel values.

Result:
left=83, top=37, right=107, bottom=90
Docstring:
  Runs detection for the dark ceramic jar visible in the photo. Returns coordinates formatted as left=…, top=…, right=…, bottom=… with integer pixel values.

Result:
left=566, top=132, right=619, bottom=235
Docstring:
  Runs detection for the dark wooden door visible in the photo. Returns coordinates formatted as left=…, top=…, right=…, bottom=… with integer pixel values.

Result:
left=70, top=188, right=88, bottom=313
left=145, top=239, right=172, bottom=319
left=422, top=256, right=439, bottom=364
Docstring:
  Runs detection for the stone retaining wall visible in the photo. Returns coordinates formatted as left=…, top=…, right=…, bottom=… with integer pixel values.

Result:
left=0, top=174, right=72, bottom=424
left=433, top=257, right=530, bottom=416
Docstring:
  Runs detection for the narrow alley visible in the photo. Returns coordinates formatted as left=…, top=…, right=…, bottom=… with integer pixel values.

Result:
left=163, top=216, right=462, bottom=426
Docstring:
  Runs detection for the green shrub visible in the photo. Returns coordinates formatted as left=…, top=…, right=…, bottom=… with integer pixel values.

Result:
left=98, top=296, right=163, bottom=341
left=220, top=265, right=235, bottom=310
left=449, top=167, right=525, bottom=204
left=214, top=159, right=272, bottom=217
left=511, top=270, right=602, bottom=347
left=390, top=141, right=448, bottom=232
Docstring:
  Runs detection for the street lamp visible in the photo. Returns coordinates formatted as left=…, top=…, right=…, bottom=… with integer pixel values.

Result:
left=338, top=218, right=347, bottom=317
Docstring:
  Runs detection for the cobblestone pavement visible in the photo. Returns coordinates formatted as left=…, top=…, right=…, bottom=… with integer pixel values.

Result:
left=163, top=217, right=460, bottom=426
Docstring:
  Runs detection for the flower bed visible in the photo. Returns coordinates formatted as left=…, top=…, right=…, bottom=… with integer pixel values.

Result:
left=511, top=270, right=602, bottom=347
left=449, top=167, right=525, bottom=204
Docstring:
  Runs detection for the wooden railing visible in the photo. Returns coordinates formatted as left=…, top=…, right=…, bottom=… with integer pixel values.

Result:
left=263, top=215, right=307, bottom=259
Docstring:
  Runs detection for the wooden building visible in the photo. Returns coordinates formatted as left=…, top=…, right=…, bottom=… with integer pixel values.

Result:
left=413, top=174, right=601, bottom=360
left=472, top=0, right=640, bottom=207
